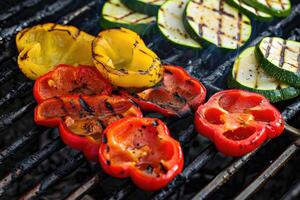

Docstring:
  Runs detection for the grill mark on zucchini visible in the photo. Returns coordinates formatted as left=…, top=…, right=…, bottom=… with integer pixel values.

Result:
left=217, top=0, right=224, bottom=46
left=236, top=13, right=242, bottom=43
left=264, top=37, right=273, bottom=58
left=279, top=40, right=287, bottom=68
left=133, top=16, right=153, bottom=23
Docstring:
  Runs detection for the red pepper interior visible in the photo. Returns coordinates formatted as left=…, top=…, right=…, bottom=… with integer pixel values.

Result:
left=203, top=91, right=277, bottom=141
left=37, top=95, right=141, bottom=141
left=106, top=119, right=174, bottom=177
left=35, top=65, right=113, bottom=101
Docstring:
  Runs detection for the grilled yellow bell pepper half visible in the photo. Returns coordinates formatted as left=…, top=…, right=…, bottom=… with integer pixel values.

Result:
left=92, top=28, right=163, bottom=88
left=16, top=23, right=95, bottom=80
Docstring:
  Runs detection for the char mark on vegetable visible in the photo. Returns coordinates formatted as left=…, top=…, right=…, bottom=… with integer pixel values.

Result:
left=279, top=40, right=287, bottom=68
left=265, top=37, right=273, bottom=58
left=79, top=96, right=94, bottom=114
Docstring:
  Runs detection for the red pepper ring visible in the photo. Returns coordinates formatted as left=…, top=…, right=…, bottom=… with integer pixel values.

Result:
left=99, top=117, right=184, bottom=191
left=123, top=65, right=206, bottom=117
left=33, top=64, right=113, bottom=103
left=34, top=95, right=142, bottom=161
left=194, top=89, right=284, bottom=157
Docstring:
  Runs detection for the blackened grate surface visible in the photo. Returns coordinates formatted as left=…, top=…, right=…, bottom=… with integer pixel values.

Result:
left=0, top=0, right=299, bottom=199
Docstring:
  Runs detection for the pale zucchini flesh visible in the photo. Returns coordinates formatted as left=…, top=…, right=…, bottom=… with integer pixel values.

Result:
left=256, top=37, right=300, bottom=87
left=184, top=0, right=252, bottom=50
left=101, top=0, right=155, bottom=34
left=226, top=0, right=272, bottom=20
left=242, top=0, right=291, bottom=17
left=157, top=0, right=201, bottom=49
left=121, top=0, right=165, bottom=16
left=228, top=46, right=299, bottom=102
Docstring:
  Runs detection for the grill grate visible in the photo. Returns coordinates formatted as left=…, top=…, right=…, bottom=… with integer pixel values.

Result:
left=0, top=0, right=299, bottom=199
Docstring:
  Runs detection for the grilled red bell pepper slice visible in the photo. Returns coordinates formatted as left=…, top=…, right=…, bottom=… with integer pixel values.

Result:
left=35, top=95, right=142, bottom=161
left=194, top=89, right=284, bottom=157
left=33, top=64, right=113, bottom=103
left=99, top=117, right=184, bottom=191
left=123, top=65, right=206, bottom=117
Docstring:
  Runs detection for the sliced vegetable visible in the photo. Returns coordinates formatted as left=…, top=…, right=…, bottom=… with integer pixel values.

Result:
left=33, top=64, right=113, bottom=103
left=226, top=0, right=272, bottom=20
left=243, top=0, right=291, bottom=17
left=194, top=89, right=284, bottom=156
left=256, top=37, right=300, bottom=88
left=92, top=28, right=163, bottom=88
left=101, top=0, right=155, bottom=35
left=157, top=0, right=201, bottom=49
left=123, top=65, right=206, bottom=117
left=16, top=23, right=95, bottom=80
left=121, top=0, right=165, bottom=16
left=99, top=117, right=183, bottom=191
left=228, top=47, right=300, bottom=102
left=35, top=95, right=142, bottom=161
left=184, top=0, right=252, bottom=49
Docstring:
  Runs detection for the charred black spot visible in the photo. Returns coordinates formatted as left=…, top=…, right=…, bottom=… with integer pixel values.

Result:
left=142, top=125, right=147, bottom=129
left=129, top=99, right=139, bottom=108
left=98, top=120, right=105, bottom=129
left=106, top=160, right=111, bottom=165
left=112, top=88, right=121, bottom=95
left=173, top=92, right=187, bottom=103
left=160, top=163, right=168, bottom=174
left=102, top=134, right=108, bottom=144
left=79, top=96, right=94, bottom=114
left=20, top=50, right=29, bottom=60
left=106, top=145, right=110, bottom=153
left=164, top=69, right=173, bottom=75
left=146, top=165, right=153, bottom=174
left=105, top=100, right=114, bottom=113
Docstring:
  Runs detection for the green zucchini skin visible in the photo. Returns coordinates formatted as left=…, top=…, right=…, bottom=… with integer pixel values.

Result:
left=256, top=37, right=300, bottom=88
left=226, top=0, right=273, bottom=21
left=184, top=0, right=252, bottom=50
left=242, top=0, right=291, bottom=17
left=228, top=46, right=300, bottom=102
left=157, top=0, right=202, bottom=49
left=100, top=0, right=155, bottom=35
left=228, top=71, right=300, bottom=103
left=121, top=0, right=164, bottom=16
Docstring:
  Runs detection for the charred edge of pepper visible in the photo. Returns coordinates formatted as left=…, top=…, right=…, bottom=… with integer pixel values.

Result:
left=79, top=96, right=94, bottom=114
left=173, top=92, right=187, bottom=103
left=106, top=160, right=111, bottom=165
left=128, top=98, right=139, bottom=108
left=106, top=145, right=110, bottom=153
left=102, top=134, right=108, bottom=144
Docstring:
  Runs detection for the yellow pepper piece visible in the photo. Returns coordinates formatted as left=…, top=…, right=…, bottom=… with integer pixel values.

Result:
left=92, top=28, right=163, bottom=88
left=16, top=23, right=95, bottom=80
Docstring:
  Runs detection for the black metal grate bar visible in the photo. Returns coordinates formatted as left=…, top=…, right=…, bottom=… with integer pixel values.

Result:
left=0, top=82, right=33, bottom=107
left=234, top=144, right=299, bottom=200
left=0, top=0, right=44, bottom=22
left=20, top=153, right=85, bottom=200
left=0, top=137, right=64, bottom=197
left=65, top=174, right=101, bottom=200
left=0, top=126, right=47, bottom=165
left=0, top=100, right=35, bottom=133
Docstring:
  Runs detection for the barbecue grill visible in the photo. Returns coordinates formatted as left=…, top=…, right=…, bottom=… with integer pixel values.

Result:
left=0, top=0, right=300, bottom=199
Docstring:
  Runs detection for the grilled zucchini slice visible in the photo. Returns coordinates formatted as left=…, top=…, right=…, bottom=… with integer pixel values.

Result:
left=157, top=0, right=201, bottom=49
left=184, top=0, right=252, bottom=50
left=227, top=0, right=272, bottom=20
left=256, top=37, right=300, bottom=88
left=242, top=0, right=291, bottom=17
left=100, top=0, right=155, bottom=35
left=228, top=47, right=299, bottom=102
left=121, top=0, right=165, bottom=16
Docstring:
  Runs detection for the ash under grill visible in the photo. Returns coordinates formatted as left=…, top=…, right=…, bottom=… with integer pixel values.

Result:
left=0, top=0, right=300, bottom=199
